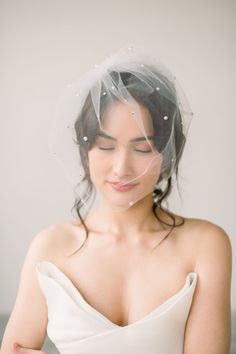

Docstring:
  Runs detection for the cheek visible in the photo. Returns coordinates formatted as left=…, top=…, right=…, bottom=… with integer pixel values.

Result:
left=88, top=150, right=108, bottom=179
left=142, top=171, right=160, bottom=188
left=139, top=154, right=163, bottom=178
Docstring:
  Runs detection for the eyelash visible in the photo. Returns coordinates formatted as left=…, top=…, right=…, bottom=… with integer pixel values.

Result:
left=98, top=147, right=152, bottom=153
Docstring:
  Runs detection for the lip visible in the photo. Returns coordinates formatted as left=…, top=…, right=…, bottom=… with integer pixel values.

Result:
left=108, top=181, right=138, bottom=192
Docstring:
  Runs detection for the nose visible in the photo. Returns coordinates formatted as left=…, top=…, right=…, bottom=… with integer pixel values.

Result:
left=112, top=148, right=133, bottom=178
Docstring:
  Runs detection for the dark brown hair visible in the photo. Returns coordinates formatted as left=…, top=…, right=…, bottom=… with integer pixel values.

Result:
left=69, top=69, right=186, bottom=255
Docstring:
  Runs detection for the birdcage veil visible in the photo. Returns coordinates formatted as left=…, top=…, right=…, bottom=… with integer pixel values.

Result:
left=48, top=45, right=193, bottom=216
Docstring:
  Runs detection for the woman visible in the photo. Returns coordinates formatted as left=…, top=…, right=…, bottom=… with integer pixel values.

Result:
left=1, top=46, right=232, bottom=354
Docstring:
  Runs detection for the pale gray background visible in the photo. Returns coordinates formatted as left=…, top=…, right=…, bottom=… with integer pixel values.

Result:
left=0, top=0, right=235, bottom=324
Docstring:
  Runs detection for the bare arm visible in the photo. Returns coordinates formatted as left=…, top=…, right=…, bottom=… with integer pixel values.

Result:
left=184, top=223, right=232, bottom=354
left=0, top=226, right=60, bottom=354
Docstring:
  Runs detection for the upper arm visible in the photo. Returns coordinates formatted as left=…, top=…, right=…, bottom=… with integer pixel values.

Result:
left=0, top=225, right=60, bottom=353
left=184, top=223, right=232, bottom=354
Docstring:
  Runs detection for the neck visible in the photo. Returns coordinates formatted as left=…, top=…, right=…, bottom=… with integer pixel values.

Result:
left=86, top=194, right=163, bottom=244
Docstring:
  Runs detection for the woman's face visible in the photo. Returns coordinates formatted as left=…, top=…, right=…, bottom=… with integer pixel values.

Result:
left=88, top=100, right=162, bottom=209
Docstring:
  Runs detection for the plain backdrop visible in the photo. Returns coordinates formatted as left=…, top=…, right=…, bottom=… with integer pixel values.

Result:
left=0, top=0, right=235, bottom=315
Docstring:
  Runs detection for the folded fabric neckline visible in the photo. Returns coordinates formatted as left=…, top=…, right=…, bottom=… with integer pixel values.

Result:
left=36, top=260, right=197, bottom=329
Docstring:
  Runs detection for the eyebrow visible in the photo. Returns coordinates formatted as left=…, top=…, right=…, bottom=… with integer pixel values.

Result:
left=96, top=131, right=154, bottom=142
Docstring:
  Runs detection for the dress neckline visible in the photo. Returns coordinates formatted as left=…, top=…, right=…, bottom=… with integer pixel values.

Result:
left=36, top=260, right=197, bottom=329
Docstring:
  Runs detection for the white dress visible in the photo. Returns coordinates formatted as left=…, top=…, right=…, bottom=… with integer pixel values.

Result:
left=36, top=261, right=197, bottom=354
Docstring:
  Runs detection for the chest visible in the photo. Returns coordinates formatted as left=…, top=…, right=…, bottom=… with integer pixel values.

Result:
left=59, top=243, right=192, bottom=327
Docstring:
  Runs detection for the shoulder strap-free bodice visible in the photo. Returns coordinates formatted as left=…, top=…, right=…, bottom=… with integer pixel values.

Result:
left=36, top=261, right=197, bottom=354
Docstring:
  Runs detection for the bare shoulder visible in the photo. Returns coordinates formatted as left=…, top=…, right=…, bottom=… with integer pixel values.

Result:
left=182, top=217, right=232, bottom=352
left=180, top=217, right=232, bottom=273
left=158, top=207, right=231, bottom=249
left=182, top=217, right=231, bottom=250
left=0, top=220, right=86, bottom=352
left=29, top=220, right=85, bottom=262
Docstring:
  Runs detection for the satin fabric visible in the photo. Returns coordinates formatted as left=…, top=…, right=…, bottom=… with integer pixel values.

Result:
left=36, top=261, right=197, bottom=354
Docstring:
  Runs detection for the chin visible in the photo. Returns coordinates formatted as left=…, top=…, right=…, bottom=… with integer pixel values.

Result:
left=101, top=191, right=153, bottom=208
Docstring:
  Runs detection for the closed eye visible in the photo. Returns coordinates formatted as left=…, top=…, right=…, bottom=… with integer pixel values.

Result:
left=98, top=147, right=152, bottom=153
left=98, top=147, right=114, bottom=150
left=135, top=149, right=152, bottom=153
